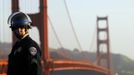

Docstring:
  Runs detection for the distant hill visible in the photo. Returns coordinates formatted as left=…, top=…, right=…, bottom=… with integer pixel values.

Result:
left=0, top=42, right=11, bottom=59
left=112, top=54, right=134, bottom=75
left=1, top=43, right=134, bottom=75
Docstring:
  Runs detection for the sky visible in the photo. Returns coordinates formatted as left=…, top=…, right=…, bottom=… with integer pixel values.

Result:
left=1, top=0, right=134, bottom=60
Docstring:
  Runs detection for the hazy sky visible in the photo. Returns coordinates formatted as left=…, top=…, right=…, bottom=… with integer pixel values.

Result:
left=1, top=0, right=134, bottom=60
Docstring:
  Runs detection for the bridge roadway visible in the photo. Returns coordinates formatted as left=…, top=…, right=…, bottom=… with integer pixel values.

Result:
left=0, top=59, right=113, bottom=75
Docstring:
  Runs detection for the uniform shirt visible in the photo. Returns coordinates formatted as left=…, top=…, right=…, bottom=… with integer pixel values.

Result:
left=7, top=35, right=42, bottom=75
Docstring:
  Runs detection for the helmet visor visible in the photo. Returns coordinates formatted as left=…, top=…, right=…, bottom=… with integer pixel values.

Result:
left=7, top=12, right=32, bottom=25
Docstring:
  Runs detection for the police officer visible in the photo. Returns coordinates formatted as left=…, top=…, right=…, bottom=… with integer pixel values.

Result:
left=7, top=12, right=42, bottom=75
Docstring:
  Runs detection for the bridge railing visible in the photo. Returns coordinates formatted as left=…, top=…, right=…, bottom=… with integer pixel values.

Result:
left=0, top=59, right=114, bottom=75
left=0, top=60, right=8, bottom=75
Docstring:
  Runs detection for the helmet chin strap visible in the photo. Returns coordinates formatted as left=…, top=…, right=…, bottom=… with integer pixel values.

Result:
left=21, top=33, right=29, bottom=39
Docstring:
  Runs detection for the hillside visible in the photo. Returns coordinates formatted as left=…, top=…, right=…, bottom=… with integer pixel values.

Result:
left=0, top=43, right=11, bottom=59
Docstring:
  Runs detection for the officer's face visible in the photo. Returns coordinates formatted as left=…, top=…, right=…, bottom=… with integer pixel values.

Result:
left=13, top=27, right=27, bottom=39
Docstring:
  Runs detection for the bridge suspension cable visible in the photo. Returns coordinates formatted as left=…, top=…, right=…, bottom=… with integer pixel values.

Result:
left=63, top=0, right=83, bottom=51
left=48, top=16, right=64, bottom=48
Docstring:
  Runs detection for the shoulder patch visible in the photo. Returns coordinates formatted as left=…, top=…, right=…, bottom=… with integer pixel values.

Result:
left=29, top=47, right=37, bottom=56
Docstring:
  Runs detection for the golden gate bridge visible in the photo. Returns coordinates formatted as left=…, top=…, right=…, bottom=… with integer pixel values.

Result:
left=0, top=0, right=114, bottom=75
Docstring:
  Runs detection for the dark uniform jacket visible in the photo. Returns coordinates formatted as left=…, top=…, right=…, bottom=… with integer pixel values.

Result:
left=7, top=35, right=42, bottom=75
